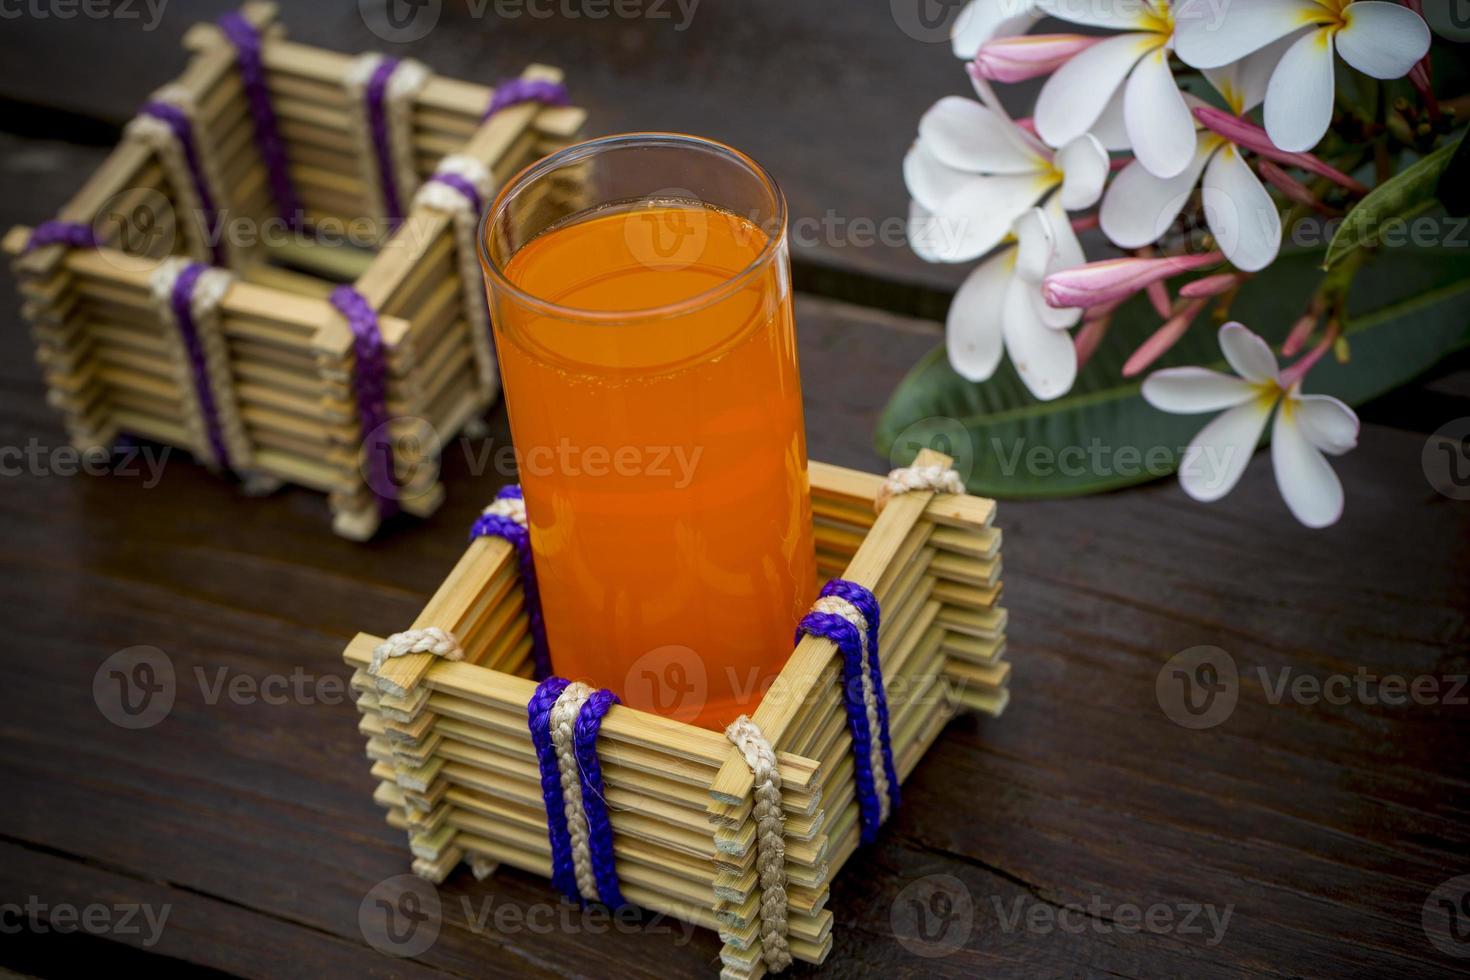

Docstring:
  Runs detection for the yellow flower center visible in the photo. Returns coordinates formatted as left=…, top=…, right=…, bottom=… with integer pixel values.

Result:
left=1306, top=0, right=1353, bottom=32
left=1141, top=0, right=1175, bottom=35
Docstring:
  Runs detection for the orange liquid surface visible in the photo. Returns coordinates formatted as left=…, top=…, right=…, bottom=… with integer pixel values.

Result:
left=493, top=203, right=815, bottom=729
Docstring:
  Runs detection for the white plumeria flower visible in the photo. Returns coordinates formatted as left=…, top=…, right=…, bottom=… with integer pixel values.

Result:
left=905, top=85, right=1108, bottom=263
left=1032, top=0, right=1199, bottom=179
left=1174, top=0, right=1432, bottom=152
left=947, top=199, right=1086, bottom=400
left=1142, top=322, right=1360, bottom=528
left=1099, top=41, right=1293, bottom=271
left=951, top=0, right=1044, bottom=58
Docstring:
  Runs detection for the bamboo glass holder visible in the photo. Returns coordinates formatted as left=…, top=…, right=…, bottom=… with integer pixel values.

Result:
left=4, top=3, right=586, bottom=539
left=345, top=449, right=1010, bottom=978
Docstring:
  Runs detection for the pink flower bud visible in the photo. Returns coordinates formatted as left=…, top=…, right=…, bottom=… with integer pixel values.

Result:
left=1074, top=313, right=1113, bottom=369
left=1255, top=159, right=1330, bottom=213
left=1193, top=107, right=1368, bottom=194
left=1123, top=299, right=1208, bottom=377
left=969, top=35, right=1103, bottom=84
left=1042, top=253, right=1223, bottom=311
left=1179, top=273, right=1246, bottom=299
left=1282, top=312, right=1318, bottom=358
left=1146, top=280, right=1172, bottom=318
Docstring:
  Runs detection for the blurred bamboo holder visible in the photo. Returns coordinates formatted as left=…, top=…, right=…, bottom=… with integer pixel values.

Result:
left=4, top=2, right=585, bottom=539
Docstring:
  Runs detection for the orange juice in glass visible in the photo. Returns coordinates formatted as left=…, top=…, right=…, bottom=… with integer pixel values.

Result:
left=479, top=134, right=815, bottom=730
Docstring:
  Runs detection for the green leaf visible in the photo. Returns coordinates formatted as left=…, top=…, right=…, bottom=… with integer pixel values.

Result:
left=1325, top=133, right=1465, bottom=269
left=874, top=249, right=1470, bottom=499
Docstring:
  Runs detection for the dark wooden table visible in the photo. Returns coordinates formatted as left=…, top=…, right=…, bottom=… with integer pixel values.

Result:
left=2, top=4, right=1469, bottom=978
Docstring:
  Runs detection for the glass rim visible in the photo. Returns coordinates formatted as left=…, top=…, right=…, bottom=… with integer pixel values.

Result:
left=477, top=132, right=789, bottom=324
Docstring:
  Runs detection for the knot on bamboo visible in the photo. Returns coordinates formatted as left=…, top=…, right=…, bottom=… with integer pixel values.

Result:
left=482, top=493, right=528, bottom=527
left=874, top=464, right=965, bottom=513
left=724, top=715, right=792, bottom=973
left=370, top=627, right=464, bottom=676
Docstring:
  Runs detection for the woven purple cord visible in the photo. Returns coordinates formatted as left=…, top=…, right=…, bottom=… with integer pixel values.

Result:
left=483, top=78, right=569, bottom=120
left=527, top=676, right=579, bottom=901
left=140, top=101, right=226, bottom=266
left=25, top=220, right=99, bottom=252
left=365, top=58, right=405, bottom=226
left=470, top=484, right=552, bottom=680
left=218, top=12, right=301, bottom=229
left=170, top=263, right=232, bottom=471
left=328, top=286, right=397, bottom=518
left=796, top=579, right=899, bottom=844
left=820, top=580, right=900, bottom=807
left=573, top=688, right=625, bottom=907
left=427, top=172, right=482, bottom=216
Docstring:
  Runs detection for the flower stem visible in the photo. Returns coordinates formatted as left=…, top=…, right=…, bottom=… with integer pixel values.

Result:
left=1281, top=318, right=1342, bottom=388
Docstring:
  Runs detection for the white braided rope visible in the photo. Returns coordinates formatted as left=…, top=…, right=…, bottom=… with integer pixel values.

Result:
left=148, top=257, right=250, bottom=470
left=724, top=715, right=792, bottom=972
left=413, top=154, right=497, bottom=400
left=812, top=595, right=891, bottom=823
left=342, top=55, right=383, bottom=226
left=343, top=54, right=429, bottom=230
left=549, top=681, right=600, bottom=903
left=482, top=495, right=527, bottom=526
left=874, top=464, right=965, bottom=513
left=125, top=86, right=213, bottom=264
left=369, top=626, right=464, bottom=676
left=385, top=59, right=429, bottom=211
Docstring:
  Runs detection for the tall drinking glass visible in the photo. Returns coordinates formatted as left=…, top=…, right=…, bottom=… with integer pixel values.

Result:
left=479, top=134, right=815, bottom=730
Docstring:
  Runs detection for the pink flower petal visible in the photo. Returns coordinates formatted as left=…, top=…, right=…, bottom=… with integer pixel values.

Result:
left=972, top=34, right=1105, bottom=83
left=1042, top=252, right=1223, bottom=310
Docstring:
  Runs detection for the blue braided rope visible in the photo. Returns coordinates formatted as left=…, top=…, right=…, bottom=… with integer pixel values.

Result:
left=25, top=220, right=99, bottom=252
left=469, top=484, right=552, bottom=680
left=795, top=579, right=898, bottom=844
left=573, top=687, right=625, bottom=907
left=139, top=100, right=227, bottom=266
left=169, top=262, right=233, bottom=472
left=821, top=580, right=900, bottom=810
left=526, top=676, right=578, bottom=900
left=218, top=12, right=302, bottom=229
left=483, top=77, right=569, bottom=120
left=328, top=285, right=397, bottom=519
